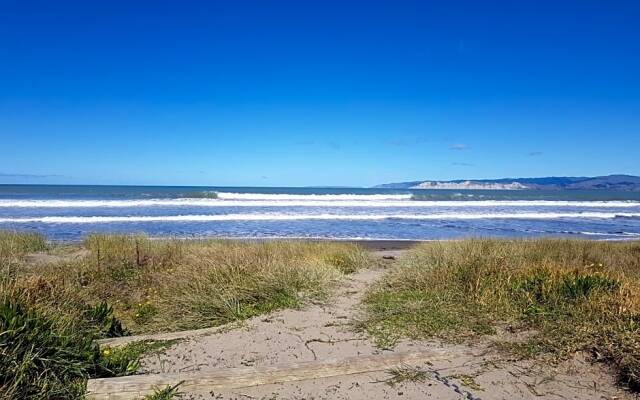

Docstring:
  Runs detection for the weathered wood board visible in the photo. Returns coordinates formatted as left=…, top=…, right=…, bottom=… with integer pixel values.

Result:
left=87, top=349, right=450, bottom=399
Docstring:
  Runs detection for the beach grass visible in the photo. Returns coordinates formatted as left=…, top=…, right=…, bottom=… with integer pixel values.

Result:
left=1, top=232, right=369, bottom=399
left=0, top=230, right=47, bottom=258
left=64, top=234, right=369, bottom=332
left=359, top=239, right=640, bottom=390
left=6, top=234, right=369, bottom=334
left=0, top=230, right=47, bottom=275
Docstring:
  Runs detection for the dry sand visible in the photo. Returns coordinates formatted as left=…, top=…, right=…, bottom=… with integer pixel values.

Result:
left=131, top=249, right=633, bottom=400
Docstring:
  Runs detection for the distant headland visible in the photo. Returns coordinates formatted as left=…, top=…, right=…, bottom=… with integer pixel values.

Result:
left=375, top=174, right=640, bottom=191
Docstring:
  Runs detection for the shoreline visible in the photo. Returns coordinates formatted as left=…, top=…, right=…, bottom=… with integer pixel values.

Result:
left=43, top=235, right=640, bottom=251
left=47, top=236, right=427, bottom=251
left=45, top=234, right=639, bottom=246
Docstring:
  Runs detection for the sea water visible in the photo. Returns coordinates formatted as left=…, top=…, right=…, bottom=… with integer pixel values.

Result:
left=0, top=185, right=639, bottom=241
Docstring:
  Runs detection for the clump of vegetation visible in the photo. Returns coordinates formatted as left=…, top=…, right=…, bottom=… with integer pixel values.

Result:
left=383, top=365, right=428, bottom=387
left=0, top=295, right=140, bottom=399
left=84, top=301, right=130, bottom=337
left=100, top=339, right=180, bottom=377
left=0, top=230, right=47, bottom=259
left=360, top=239, right=640, bottom=390
left=0, top=230, right=47, bottom=278
left=0, top=288, right=175, bottom=399
left=144, top=382, right=184, bottom=400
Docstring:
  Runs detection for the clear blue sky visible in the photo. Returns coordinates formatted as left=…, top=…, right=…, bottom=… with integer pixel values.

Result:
left=1, top=0, right=639, bottom=187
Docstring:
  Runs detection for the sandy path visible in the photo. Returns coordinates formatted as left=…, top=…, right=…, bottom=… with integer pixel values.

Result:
left=140, top=251, right=633, bottom=400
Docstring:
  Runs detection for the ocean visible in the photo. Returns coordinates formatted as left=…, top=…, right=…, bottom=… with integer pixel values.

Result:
left=1, top=185, right=640, bottom=241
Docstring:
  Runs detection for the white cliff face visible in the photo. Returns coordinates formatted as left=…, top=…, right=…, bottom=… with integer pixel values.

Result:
left=411, top=181, right=528, bottom=190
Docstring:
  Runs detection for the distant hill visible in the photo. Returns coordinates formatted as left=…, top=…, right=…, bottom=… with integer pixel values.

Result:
left=375, top=175, right=640, bottom=191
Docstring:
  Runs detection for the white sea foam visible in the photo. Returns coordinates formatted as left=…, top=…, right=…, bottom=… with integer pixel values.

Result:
left=0, top=198, right=638, bottom=208
left=564, top=231, right=640, bottom=237
left=1, top=212, right=639, bottom=223
left=215, top=192, right=414, bottom=201
left=571, top=231, right=640, bottom=237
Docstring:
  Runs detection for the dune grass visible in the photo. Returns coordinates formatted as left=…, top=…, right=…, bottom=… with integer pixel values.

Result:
left=47, top=234, right=369, bottom=333
left=1, top=232, right=369, bottom=399
left=6, top=233, right=369, bottom=334
left=0, top=230, right=47, bottom=277
left=0, top=230, right=47, bottom=259
left=360, top=239, right=640, bottom=391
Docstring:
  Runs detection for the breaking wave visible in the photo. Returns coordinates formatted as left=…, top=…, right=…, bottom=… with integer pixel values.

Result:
left=2, top=212, right=639, bottom=223
left=214, top=192, right=413, bottom=201
left=0, top=198, right=638, bottom=208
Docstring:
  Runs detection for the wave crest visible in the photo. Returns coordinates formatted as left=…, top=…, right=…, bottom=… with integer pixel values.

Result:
left=1, top=212, right=639, bottom=223
left=215, top=192, right=413, bottom=201
left=0, top=198, right=638, bottom=208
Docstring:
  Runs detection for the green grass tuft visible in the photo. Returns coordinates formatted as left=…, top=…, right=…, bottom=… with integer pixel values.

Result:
left=0, top=230, right=47, bottom=259
left=383, top=365, right=428, bottom=387
left=84, top=301, right=130, bottom=338
left=144, top=382, right=184, bottom=399
left=100, top=339, right=180, bottom=376
left=0, top=230, right=47, bottom=278
left=0, top=296, right=135, bottom=399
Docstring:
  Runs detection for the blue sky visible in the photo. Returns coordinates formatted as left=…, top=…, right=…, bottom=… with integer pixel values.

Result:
left=1, top=0, right=639, bottom=187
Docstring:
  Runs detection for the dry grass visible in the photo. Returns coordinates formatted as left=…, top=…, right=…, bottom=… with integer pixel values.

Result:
left=382, top=365, right=429, bottom=387
left=360, top=239, right=640, bottom=391
left=1, top=232, right=370, bottom=399
left=0, top=230, right=47, bottom=259
left=0, top=230, right=47, bottom=277
left=12, top=234, right=370, bottom=333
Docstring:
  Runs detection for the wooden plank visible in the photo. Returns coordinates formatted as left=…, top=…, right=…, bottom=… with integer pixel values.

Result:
left=86, top=349, right=450, bottom=399
left=97, top=321, right=245, bottom=347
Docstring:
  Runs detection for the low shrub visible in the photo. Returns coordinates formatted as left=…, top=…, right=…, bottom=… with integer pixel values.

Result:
left=0, top=296, right=133, bottom=399
left=84, top=301, right=130, bottom=338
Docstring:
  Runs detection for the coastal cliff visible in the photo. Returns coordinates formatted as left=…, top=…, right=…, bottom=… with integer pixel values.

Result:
left=376, top=174, right=640, bottom=191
